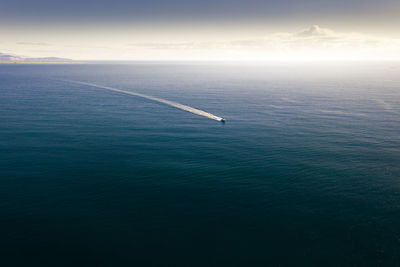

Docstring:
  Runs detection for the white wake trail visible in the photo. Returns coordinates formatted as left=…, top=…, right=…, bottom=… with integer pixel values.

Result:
left=68, top=80, right=225, bottom=122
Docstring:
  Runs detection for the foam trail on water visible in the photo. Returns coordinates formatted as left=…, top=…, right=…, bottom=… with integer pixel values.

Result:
left=67, top=80, right=225, bottom=122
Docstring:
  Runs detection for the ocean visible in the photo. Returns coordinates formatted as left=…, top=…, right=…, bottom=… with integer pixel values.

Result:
left=1, top=62, right=399, bottom=266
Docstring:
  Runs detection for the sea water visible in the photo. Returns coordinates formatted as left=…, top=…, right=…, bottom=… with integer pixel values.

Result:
left=0, top=62, right=399, bottom=266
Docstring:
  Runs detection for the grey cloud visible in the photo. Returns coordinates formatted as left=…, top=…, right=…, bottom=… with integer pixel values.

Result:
left=297, top=25, right=334, bottom=37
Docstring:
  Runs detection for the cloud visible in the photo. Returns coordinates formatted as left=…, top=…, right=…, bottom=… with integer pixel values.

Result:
left=17, top=42, right=51, bottom=46
left=127, top=25, right=400, bottom=60
left=7, top=25, right=400, bottom=60
left=297, top=25, right=335, bottom=37
left=128, top=42, right=197, bottom=50
left=128, top=25, right=352, bottom=50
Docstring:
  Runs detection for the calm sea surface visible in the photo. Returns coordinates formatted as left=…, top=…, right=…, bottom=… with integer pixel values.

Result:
left=1, top=63, right=400, bottom=266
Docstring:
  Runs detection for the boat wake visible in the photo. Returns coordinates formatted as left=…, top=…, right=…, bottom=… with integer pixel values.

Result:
left=66, top=80, right=225, bottom=122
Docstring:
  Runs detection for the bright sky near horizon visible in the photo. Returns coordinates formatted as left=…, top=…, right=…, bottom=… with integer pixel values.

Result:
left=1, top=0, right=400, bottom=60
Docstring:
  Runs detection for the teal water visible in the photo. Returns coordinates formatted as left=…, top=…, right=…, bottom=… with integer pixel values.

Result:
left=1, top=63, right=400, bottom=266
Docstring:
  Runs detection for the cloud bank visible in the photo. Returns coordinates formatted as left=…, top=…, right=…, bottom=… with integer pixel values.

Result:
left=3, top=25, right=400, bottom=60
left=128, top=25, right=400, bottom=61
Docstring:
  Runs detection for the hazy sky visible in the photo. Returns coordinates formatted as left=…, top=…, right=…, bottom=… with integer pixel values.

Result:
left=1, top=0, right=400, bottom=60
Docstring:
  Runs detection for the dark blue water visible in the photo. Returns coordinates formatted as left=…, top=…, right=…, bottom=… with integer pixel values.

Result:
left=1, top=63, right=400, bottom=266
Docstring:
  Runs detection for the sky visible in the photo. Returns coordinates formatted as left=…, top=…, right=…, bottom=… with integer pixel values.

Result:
left=1, top=0, right=400, bottom=60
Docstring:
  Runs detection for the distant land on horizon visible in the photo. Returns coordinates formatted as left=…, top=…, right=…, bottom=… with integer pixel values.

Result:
left=0, top=52, right=76, bottom=64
